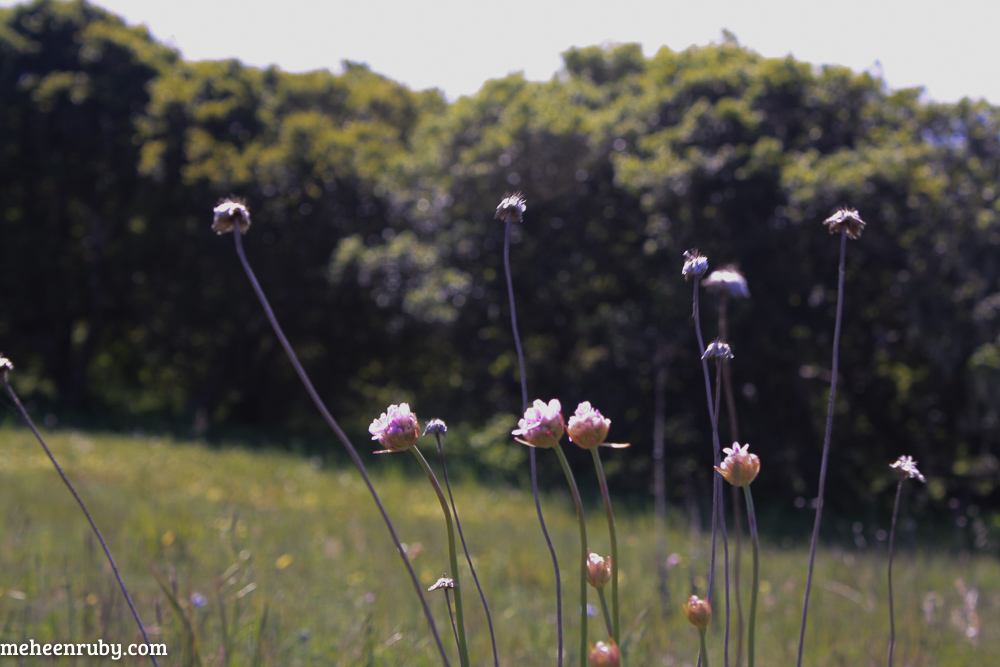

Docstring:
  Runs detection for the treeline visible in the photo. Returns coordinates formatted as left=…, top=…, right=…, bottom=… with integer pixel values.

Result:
left=3, top=0, right=999, bottom=516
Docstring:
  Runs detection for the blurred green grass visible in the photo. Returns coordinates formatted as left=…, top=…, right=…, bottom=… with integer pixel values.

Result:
left=0, top=424, right=994, bottom=666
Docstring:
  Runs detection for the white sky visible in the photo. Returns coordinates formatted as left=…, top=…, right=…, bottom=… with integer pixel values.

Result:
left=4, top=0, right=999, bottom=105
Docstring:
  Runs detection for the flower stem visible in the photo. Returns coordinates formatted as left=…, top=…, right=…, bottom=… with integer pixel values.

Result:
left=887, top=478, right=904, bottom=667
left=553, top=444, right=589, bottom=667
left=597, top=588, right=613, bottom=637
left=699, top=628, right=711, bottom=667
left=742, top=484, right=759, bottom=667
left=797, top=229, right=847, bottom=667
left=412, top=446, right=470, bottom=667
left=504, top=215, right=562, bottom=665
left=433, top=432, right=499, bottom=666
left=590, top=448, right=620, bottom=644
left=2, top=371, right=160, bottom=667
left=230, top=230, right=449, bottom=665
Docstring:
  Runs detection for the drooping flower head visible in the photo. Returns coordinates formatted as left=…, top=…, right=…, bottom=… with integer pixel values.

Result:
left=512, top=399, right=564, bottom=449
left=682, top=249, right=708, bottom=281
left=703, top=266, right=751, bottom=300
left=702, top=339, right=734, bottom=361
left=495, top=192, right=526, bottom=224
left=369, top=403, right=420, bottom=454
left=588, top=639, right=620, bottom=667
left=212, top=196, right=251, bottom=235
left=890, top=455, right=926, bottom=483
left=823, top=207, right=866, bottom=240
left=585, top=551, right=612, bottom=589
left=715, top=442, right=761, bottom=486
left=684, top=595, right=712, bottom=629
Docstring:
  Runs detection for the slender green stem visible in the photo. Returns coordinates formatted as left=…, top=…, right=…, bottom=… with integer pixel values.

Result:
left=699, top=628, right=711, bottom=667
left=230, top=230, right=449, bottom=664
left=797, top=229, right=848, bottom=667
left=742, top=484, right=759, bottom=667
left=553, top=444, right=589, bottom=667
left=412, top=446, right=469, bottom=667
left=590, top=449, right=620, bottom=643
left=2, top=371, right=160, bottom=667
left=887, top=478, right=904, bottom=667
left=597, top=589, right=613, bottom=637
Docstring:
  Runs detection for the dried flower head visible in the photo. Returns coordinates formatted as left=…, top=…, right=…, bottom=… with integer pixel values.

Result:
left=512, top=398, right=564, bottom=449
left=212, top=197, right=251, bottom=235
left=423, top=418, right=448, bottom=437
left=890, top=455, right=926, bottom=483
left=715, top=442, right=761, bottom=486
left=702, top=339, right=734, bottom=361
left=684, top=595, right=712, bottom=629
left=369, top=403, right=420, bottom=454
left=682, top=249, right=709, bottom=281
left=0, top=355, right=13, bottom=374
left=586, top=551, right=612, bottom=589
left=427, top=576, right=455, bottom=592
left=495, top=192, right=526, bottom=224
left=703, top=266, right=751, bottom=299
left=823, top=207, right=866, bottom=240
left=588, top=639, right=620, bottom=667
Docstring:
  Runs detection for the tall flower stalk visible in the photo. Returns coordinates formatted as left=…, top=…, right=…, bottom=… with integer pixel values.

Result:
left=498, top=193, right=563, bottom=665
left=685, top=595, right=713, bottom=667
left=887, top=456, right=926, bottom=667
left=1, top=358, right=160, bottom=667
left=796, top=208, right=866, bottom=667
left=214, top=199, right=449, bottom=665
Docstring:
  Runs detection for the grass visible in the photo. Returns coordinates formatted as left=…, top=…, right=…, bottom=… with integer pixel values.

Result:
left=0, top=424, right=995, bottom=666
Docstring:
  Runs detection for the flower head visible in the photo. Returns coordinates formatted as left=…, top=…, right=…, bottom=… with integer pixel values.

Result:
left=586, top=551, right=612, bottom=589
left=588, top=639, right=620, bottom=667
left=369, top=403, right=420, bottom=454
left=703, top=266, right=751, bottom=300
left=682, top=249, right=708, bottom=281
left=427, top=576, right=455, bottom=592
left=890, top=455, right=926, bottom=483
left=423, top=418, right=448, bottom=437
left=512, top=399, right=564, bottom=449
left=715, top=442, right=760, bottom=486
left=0, top=355, right=13, bottom=374
left=495, top=192, right=526, bottom=224
left=212, top=197, right=251, bottom=235
left=684, top=595, right=712, bottom=629
left=702, top=339, right=734, bottom=361
left=568, top=401, right=610, bottom=449
left=823, top=207, right=866, bottom=240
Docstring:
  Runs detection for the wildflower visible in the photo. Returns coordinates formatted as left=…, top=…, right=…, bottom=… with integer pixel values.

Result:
left=423, top=418, right=447, bottom=437
left=682, top=249, right=708, bottom=280
left=495, top=192, right=526, bottom=224
left=512, top=399, right=564, bottom=449
left=212, top=196, right=251, bottom=235
left=684, top=595, right=712, bottom=629
left=823, top=207, right=866, bottom=240
left=586, top=551, right=612, bottom=589
left=568, top=401, right=611, bottom=449
left=369, top=403, right=420, bottom=454
left=890, top=455, right=926, bottom=483
left=703, top=266, right=751, bottom=299
left=588, top=639, right=620, bottom=667
left=715, top=442, right=761, bottom=486
left=702, top=339, right=734, bottom=361
left=0, top=355, right=13, bottom=373
left=427, top=576, right=456, bottom=592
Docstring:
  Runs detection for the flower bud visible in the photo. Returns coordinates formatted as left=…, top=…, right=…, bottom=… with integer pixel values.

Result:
left=715, top=443, right=760, bottom=486
left=369, top=403, right=420, bottom=454
left=588, top=639, right=620, bottom=667
left=586, top=551, right=612, bottom=589
left=212, top=197, right=251, bottom=235
left=423, top=418, right=448, bottom=437
left=684, top=595, right=712, bottom=629
left=512, top=399, right=564, bottom=449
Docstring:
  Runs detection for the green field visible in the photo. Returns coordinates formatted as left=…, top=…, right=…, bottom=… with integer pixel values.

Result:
left=0, top=425, right=994, bottom=665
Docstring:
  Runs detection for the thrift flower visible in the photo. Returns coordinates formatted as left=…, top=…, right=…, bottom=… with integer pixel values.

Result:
left=495, top=192, right=526, bottom=224
left=682, top=249, right=708, bottom=280
left=702, top=339, right=734, bottom=361
left=684, top=595, right=712, bottom=629
left=588, top=639, right=620, bottom=667
left=512, top=399, right=564, bottom=449
left=427, top=576, right=456, bottom=592
left=568, top=401, right=611, bottom=449
left=823, top=207, right=866, bottom=240
left=586, top=551, right=612, bottom=589
left=715, top=443, right=761, bottom=486
left=212, top=197, right=251, bottom=235
left=423, top=418, right=448, bottom=437
left=890, top=455, right=926, bottom=483
left=703, top=266, right=750, bottom=299
left=369, top=403, right=420, bottom=453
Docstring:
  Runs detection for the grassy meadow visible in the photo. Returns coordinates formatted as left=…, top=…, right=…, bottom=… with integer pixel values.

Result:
left=0, top=424, right=995, bottom=666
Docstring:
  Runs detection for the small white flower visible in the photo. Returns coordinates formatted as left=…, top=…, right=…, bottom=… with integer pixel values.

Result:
left=890, top=455, right=926, bottom=483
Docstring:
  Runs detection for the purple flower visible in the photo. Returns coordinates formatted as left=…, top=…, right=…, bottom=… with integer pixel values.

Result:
left=512, top=399, right=564, bottom=449
left=369, top=403, right=420, bottom=454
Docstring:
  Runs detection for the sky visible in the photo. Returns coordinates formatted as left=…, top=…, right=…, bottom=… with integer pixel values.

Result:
left=4, top=0, right=999, bottom=105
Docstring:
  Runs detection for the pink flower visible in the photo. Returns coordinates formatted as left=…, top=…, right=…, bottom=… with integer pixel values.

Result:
left=684, top=595, right=712, bottom=629
left=512, top=399, right=564, bottom=449
left=369, top=403, right=420, bottom=454
left=567, top=402, right=630, bottom=450
left=586, top=551, right=612, bottom=589
left=715, top=442, right=760, bottom=486
left=588, top=639, right=620, bottom=667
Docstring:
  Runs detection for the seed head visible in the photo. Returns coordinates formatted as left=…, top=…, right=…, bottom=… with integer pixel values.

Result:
left=588, top=639, right=620, bottom=667
left=586, top=551, right=612, bottom=589
left=684, top=595, right=712, bottom=629
left=703, top=266, right=751, bottom=300
left=423, top=418, right=448, bottom=437
left=890, top=455, right=926, bottom=483
left=702, top=339, right=734, bottom=361
left=682, top=249, right=709, bottom=281
left=212, top=196, right=251, bottom=235
left=369, top=403, right=420, bottom=454
left=823, top=207, right=866, bottom=240
left=512, top=398, right=564, bottom=449
left=427, top=576, right=455, bottom=592
left=715, top=442, right=761, bottom=486
left=495, top=192, right=526, bottom=224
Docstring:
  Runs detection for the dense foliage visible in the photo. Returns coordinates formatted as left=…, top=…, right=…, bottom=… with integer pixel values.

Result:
left=3, top=1, right=999, bottom=517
